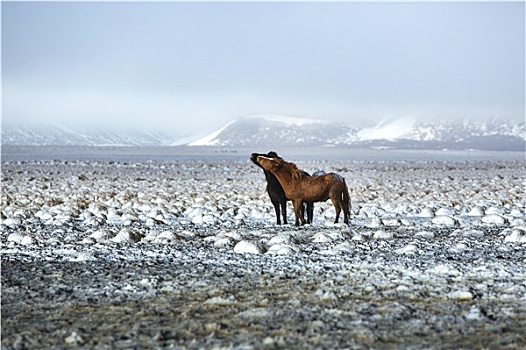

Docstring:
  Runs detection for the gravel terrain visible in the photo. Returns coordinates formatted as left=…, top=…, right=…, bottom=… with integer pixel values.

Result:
left=2, top=157, right=525, bottom=349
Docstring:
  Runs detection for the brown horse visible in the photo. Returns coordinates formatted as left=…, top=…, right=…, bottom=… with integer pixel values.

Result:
left=250, top=151, right=314, bottom=225
left=256, top=156, right=351, bottom=226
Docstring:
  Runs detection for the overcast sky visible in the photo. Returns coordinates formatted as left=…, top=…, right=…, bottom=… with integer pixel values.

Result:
left=3, top=2, right=524, bottom=136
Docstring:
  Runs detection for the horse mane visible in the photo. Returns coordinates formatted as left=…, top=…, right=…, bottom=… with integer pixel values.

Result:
left=287, top=162, right=305, bottom=180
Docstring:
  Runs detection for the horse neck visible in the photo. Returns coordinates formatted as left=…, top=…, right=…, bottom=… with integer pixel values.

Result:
left=264, top=170, right=276, bottom=182
left=270, top=167, right=295, bottom=193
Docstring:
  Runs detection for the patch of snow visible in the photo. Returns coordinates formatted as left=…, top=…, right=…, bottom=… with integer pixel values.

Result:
left=188, top=120, right=236, bottom=146
left=357, top=117, right=415, bottom=141
left=244, top=114, right=328, bottom=126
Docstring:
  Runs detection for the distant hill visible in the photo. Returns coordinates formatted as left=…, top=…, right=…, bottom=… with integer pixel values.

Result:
left=3, top=115, right=524, bottom=151
left=1, top=123, right=177, bottom=147
left=188, top=115, right=358, bottom=147
left=187, top=114, right=525, bottom=151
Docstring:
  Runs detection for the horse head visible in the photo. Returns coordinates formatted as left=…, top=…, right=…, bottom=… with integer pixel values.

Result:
left=256, top=155, right=282, bottom=172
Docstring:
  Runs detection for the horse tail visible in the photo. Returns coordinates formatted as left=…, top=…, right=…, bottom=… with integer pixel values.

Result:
left=342, top=179, right=351, bottom=216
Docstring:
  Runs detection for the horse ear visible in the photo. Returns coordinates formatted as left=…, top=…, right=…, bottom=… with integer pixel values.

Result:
left=269, top=157, right=280, bottom=165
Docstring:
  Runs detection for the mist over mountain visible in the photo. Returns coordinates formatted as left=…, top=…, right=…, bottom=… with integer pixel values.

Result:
left=1, top=122, right=177, bottom=147
left=188, top=115, right=525, bottom=151
left=188, top=115, right=360, bottom=148
left=2, top=115, right=524, bottom=151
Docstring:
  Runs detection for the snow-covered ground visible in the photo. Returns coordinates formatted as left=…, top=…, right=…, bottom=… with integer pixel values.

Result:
left=2, top=158, right=525, bottom=349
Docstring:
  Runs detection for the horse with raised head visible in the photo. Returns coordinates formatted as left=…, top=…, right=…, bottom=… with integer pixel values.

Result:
left=251, top=151, right=314, bottom=225
left=256, top=155, right=351, bottom=226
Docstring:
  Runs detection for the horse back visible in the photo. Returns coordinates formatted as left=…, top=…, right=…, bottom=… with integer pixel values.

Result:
left=305, top=172, right=344, bottom=185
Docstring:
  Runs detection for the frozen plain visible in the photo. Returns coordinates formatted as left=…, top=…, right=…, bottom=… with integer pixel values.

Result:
left=1, top=148, right=526, bottom=349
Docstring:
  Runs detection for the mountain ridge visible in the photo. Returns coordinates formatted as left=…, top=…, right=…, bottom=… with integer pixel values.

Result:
left=187, top=115, right=525, bottom=151
left=1, top=122, right=178, bottom=147
left=2, top=115, right=524, bottom=151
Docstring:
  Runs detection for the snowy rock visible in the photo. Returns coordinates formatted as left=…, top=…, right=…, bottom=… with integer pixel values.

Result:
left=510, top=218, right=526, bottom=227
left=315, top=289, right=338, bottom=302
left=12, top=209, right=29, bottom=218
left=237, top=308, right=272, bottom=321
left=36, top=210, right=54, bottom=222
left=373, top=230, right=394, bottom=240
left=467, top=206, right=485, bottom=216
left=7, top=232, right=34, bottom=245
left=213, top=236, right=235, bottom=248
left=64, top=331, right=84, bottom=346
left=485, top=206, right=505, bottom=215
left=312, top=232, right=334, bottom=243
left=111, top=229, right=142, bottom=243
left=448, top=291, right=474, bottom=301
left=204, top=296, right=237, bottom=306
left=142, top=230, right=160, bottom=242
left=185, top=207, right=205, bottom=224
left=144, top=218, right=157, bottom=227
left=418, top=207, right=435, bottom=218
left=268, top=234, right=295, bottom=246
left=449, top=243, right=468, bottom=254
left=152, top=231, right=177, bottom=244
left=202, top=214, right=218, bottom=225
left=176, top=230, right=196, bottom=240
left=382, top=218, right=402, bottom=227
left=267, top=244, right=297, bottom=255
left=395, top=243, right=417, bottom=255
left=85, top=229, right=113, bottom=243
left=431, top=216, right=458, bottom=227
left=234, top=240, right=264, bottom=254
left=415, top=231, right=434, bottom=239
left=361, top=231, right=374, bottom=239
left=2, top=218, right=21, bottom=228
left=429, top=264, right=463, bottom=277
left=319, top=242, right=353, bottom=255
left=368, top=217, right=383, bottom=228
left=106, top=210, right=123, bottom=225
left=481, top=215, right=508, bottom=226
left=510, top=208, right=524, bottom=218
left=465, top=306, right=483, bottom=321
left=249, top=208, right=267, bottom=220
left=463, top=230, right=484, bottom=238
left=191, top=215, right=204, bottom=225
left=121, top=213, right=139, bottom=225
left=88, top=203, right=108, bottom=218
left=436, top=208, right=456, bottom=216
left=503, top=229, right=526, bottom=243
left=351, top=234, right=364, bottom=241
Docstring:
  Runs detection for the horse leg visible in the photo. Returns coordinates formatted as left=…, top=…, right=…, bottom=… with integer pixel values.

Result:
left=271, top=199, right=281, bottom=225
left=306, top=202, right=314, bottom=224
left=330, top=196, right=342, bottom=224
left=341, top=197, right=350, bottom=225
left=280, top=200, right=288, bottom=225
left=342, top=181, right=351, bottom=225
left=293, top=199, right=306, bottom=226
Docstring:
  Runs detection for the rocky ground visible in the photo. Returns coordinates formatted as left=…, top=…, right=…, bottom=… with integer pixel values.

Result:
left=2, top=158, right=525, bottom=349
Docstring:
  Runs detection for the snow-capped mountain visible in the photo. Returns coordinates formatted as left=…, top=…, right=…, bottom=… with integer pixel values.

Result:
left=188, top=115, right=359, bottom=147
left=187, top=114, right=525, bottom=151
left=1, top=123, right=178, bottom=146
left=3, top=115, right=524, bottom=151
